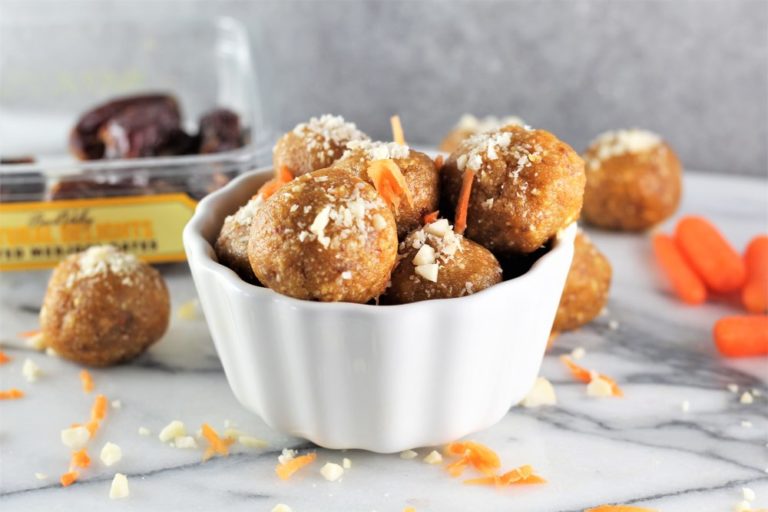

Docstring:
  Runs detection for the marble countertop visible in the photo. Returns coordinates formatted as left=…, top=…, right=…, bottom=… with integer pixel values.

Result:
left=1, top=172, right=766, bottom=512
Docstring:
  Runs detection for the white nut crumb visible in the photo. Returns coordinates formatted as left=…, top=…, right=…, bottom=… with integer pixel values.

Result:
left=571, top=347, right=586, bottom=360
left=342, top=457, right=352, bottom=469
left=415, top=263, right=439, bottom=283
left=608, top=320, right=619, bottom=330
left=174, top=436, right=198, bottom=449
left=425, top=218, right=450, bottom=237
left=740, top=392, right=754, bottom=404
left=109, top=473, right=129, bottom=500
left=61, top=426, right=90, bottom=450
left=341, top=271, right=352, bottom=280
left=111, top=399, right=122, bottom=409
left=158, top=420, right=186, bottom=442
left=741, top=420, right=753, bottom=428
left=138, top=427, right=151, bottom=436
left=372, top=213, right=387, bottom=230
left=34, top=472, right=48, bottom=480
left=412, top=244, right=436, bottom=266
left=99, top=442, right=123, bottom=466
left=271, top=505, right=293, bottom=512
left=586, top=376, right=614, bottom=398
left=521, top=377, right=557, bottom=408
left=681, top=400, right=690, bottom=412
left=278, top=448, right=297, bottom=465
left=45, top=347, right=58, bottom=358
left=751, top=388, right=762, bottom=397
left=400, top=450, right=418, bottom=459
left=733, top=499, right=752, bottom=512
left=26, top=332, right=46, bottom=351
left=239, top=436, right=268, bottom=449
left=423, top=450, right=443, bottom=465
left=727, top=383, right=739, bottom=393
left=22, top=358, right=42, bottom=382
left=320, top=462, right=344, bottom=482
left=742, top=487, right=756, bottom=501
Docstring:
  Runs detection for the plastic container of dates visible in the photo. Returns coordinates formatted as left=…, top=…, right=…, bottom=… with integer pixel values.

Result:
left=0, top=16, right=273, bottom=271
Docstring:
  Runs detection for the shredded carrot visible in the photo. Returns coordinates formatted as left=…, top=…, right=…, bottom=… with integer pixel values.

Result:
left=391, top=115, right=405, bottom=145
left=423, top=210, right=439, bottom=225
left=0, top=351, right=10, bottom=365
left=742, top=235, right=768, bottom=314
left=560, top=355, right=623, bottom=397
left=713, top=315, right=768, bottom=358
left=91, top=394, right=107, bottom=422
left=443, top=441, right=501, bottom=476
left=367, top=159, right=414, bottom=210
left=585, top=506, right=657, bottom=512
left=17, top=329, right=41, bottom=338
left=86, top=420, right=99, bottom=437
left=60, top=471, right=79, bottom=487
left=71, top=449, right=91, bottom=468
left=201, top=423, right=235, bottom=461
left=465, top=465, right=546, bottom=487
left=275, top=452, right=317, bottom=480
left=652, top=234, right=707, bottom=305
left=0, top=388, right=24, bottom=400
left=404, top=508, right=416, bottom=512
left=79, top=370, right=94, bottom=393
left=257, top=165, right=295, bottom=200
left=454, top=169, right=474, bottom=235
left=674, top=216, right=746, bottom=293
left=434, top=155, right=444, bottom=171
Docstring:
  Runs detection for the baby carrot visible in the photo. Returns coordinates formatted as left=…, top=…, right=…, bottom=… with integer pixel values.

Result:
left=713, top=316, right=768, bottom=357
left=674, top=216, right=746, bottom=293
left=652, top=234, right=707, bottom=304
left=742, top=235, right=768, bottom=313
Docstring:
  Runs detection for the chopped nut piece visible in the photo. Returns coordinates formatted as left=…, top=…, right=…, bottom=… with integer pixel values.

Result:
left=138, top=427, right=151, bottom=436
left=733, top=500, right=752, bottom=512
left=109, top=473, right=129, bottom=500
left=521, top=377, right=557, bottom=408
left=174, top=436, right=198, bottom=449
left=342, top=457, right=352, bottom=469
left=320, top=462, right=344, bottom=481
left=100, top=442, right=123, bottom=466
left=61, top=426, right=90, bottom=450
left=425, top=218, right=450, bottom=237
left=272, top=505, right=293, bottom=512
left=741, top=420, right=753, bottom=428
left=239, top=436, right=268, bottom=449
left=681, top=400, right=691, bottom=412
left=400, top=450, right=418, bottom=460
left=571, top=347, right=586, bottom=360
left=26, top=332, right=46, bottom=351
left=740, top=392, right=754, bottom=404
left=727, top=383, right=739, bottom=393
left=414, top=263, right=439, bottom=283
left=34, top=472, right=48, bottom=480
left=158, top=420, right=186, bottom=442
left=111, top=399, right=122, bottom=409
left=586, top=376, right=614, bottom=397
left=22, top=358, right=42, bottom=382
left=412, top=244, right=436, bottom=266
left=423, top=450, right=443, bottom=465
left=743, top=487, right=756, bottom=501
left=278, top=448, right=297, bottom=465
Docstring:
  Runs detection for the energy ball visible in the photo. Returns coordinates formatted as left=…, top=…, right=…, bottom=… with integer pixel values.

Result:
left=248, top=169, right=397, bottom=302
left=441, top=125, right=585, bottom=254
left=552, top=231, right=612, bottom=332
left=331, top=140, right=440, bottom=238
left=582, top=129, right=682, bottom=231
left=272, top=115, right=369, bottom=177
left=439, top=114, right=525, bottom=154
left=214, top=195, right=263, bottom=283
left=384, top=218, right=502, bottom=304
left=40, top=245, right=170, bottom=366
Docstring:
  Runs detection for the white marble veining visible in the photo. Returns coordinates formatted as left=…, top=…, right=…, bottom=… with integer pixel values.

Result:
left=0, top=172, right=766, bottom=512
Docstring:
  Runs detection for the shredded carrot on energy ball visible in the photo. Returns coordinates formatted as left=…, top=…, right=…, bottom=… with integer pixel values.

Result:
left=258, top=165, right=295, bottom=200
left=79, top=370, right=94, bottom=393
left=0, top=351, right=11, bottom=364
left=275, top=453, right=317, bottom=480
left=454, top=169, right=475, bottom=235
left=0, top=388, right=24, bottom=400
left=560, top=355, right=623, bottom=397
left=585, top=506, right=658, bottom=512
left=201, top=423, right=235, bottom=461
left=367, top=159, right=414, bottom=210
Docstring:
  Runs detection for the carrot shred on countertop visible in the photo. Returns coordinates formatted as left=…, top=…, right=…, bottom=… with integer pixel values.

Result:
left=71, top=449, right=91, bottom=469
left=17, top=329, right=41, bottom=338
left=0, top=351, right=10, bottom=364
left=0, top=388, right=24, bottom=400
left=90, top=394, right=107, bottom=422
left=444, top=441, right=501, bottom=476
left=434, top=155, right=444, bottom=171
left=454, top=169, right=475, bottom=235
left=367, top=159, right=414, bottom=210
left=585, top=506, right=658, bottom=512
left=86, top=420, right=99, bottom=437
left=464, top=464, right=546, bottom=487
left=560, top=355, right=623, bottom=397
left=275, top=452, right=317, bottom=480
left=404, top=508, right=416, bottom=512
left=79, top=370, right=94, bottom=393
left=201, top=423, right=235, bottom=461
left=423, top=210, right=439, bottom=225
left=391, top=115, right=406, bottom=145
left=60, top=471, right=78, bottom=487
left=258, top=165, right=295, bottom=201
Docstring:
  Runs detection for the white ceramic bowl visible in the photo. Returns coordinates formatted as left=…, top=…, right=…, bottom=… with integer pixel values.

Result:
left=183, top=167, right=577, bottom=453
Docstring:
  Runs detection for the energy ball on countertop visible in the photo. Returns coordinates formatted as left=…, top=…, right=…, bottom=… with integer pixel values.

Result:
left=384, top=218, right=502, bottom=304
left=272, top=115, right=369, bottom=177
left=582, top=129, right=682, bottom=231
left=214, top=195, right=264, bottom=284
left=439, top=114, right=525, bottom=154
left=552, top=231, right=612, bottom=333
left=40, top=245, right=170, bottom=367
left=331, top=140, right=440, bottom=238
left=248, top=168, right=398, bottom=303
left=441, top=125, right=585, bottom=254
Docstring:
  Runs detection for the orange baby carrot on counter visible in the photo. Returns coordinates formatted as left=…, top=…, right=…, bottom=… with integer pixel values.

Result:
left=275, top=453, right=317, bottom=480
left=713, top=315, right=768, bottom=357
left=391, top=115, right=406, bottom=145
left=742, top=235, right=768, bottom=313
left=79, top=370, right=94, bottom=393
left=60, top=471, right=79, bottom=487
left=0, top=351, right=10, bottom=364
left=652, top=234, right=707, bottom=305
left=367, top=159, right=414, bottom=210
left=674, top=216, right=746, bottom=292
left=454, top=169, right=475, bottom=235
left=585, top=506, right=657, bottom=512
left=0, top=388, right=24, bottom=400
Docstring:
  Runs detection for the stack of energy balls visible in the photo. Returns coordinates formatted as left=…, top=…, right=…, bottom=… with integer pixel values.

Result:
left=215, top=114, right=585, bottom=307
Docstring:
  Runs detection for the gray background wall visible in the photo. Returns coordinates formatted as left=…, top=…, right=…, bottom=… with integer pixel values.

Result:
left=1, top=0, right=767, bottom=176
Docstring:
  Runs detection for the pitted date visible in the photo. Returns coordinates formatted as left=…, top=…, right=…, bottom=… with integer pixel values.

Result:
left=198, top=108, right=243, bottom=154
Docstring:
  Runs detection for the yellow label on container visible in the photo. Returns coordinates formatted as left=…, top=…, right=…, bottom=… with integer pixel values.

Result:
left=0, top=194, right=197, bottom=271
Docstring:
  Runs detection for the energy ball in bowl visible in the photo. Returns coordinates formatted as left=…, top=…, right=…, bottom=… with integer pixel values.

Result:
left=441, top=125, right=585, bottom=254
left=552, top=231, right=612, bottom=333
left=214, top=195, right=263, bottom=284
left=582, top=129, right=682, bottom=231
left=331, top=140, right=440, bottom=238
left=384, top=218, right=502, bottom=304
left=439, top=114, right=525, bottom=154
left=248, top=168, right=398, bottom=303
left=40, top=245, right=170, bottom=366
left=272, top=115, right=369, bottom=177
